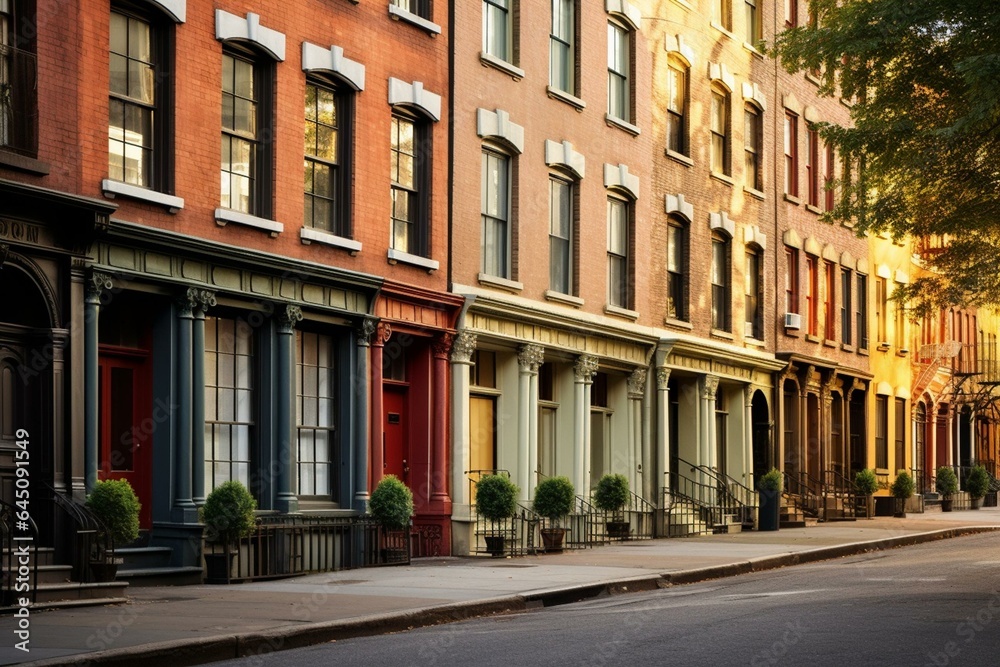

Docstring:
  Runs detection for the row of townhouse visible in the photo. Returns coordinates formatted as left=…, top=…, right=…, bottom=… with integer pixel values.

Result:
left=1, top=0, right=997, bottom=579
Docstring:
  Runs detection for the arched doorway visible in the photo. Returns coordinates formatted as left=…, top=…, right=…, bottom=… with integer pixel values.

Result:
left=751, top=390, right=770, bottom=486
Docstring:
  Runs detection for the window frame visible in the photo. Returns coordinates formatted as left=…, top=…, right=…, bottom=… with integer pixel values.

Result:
left=744, top=0, right=761, bottom=46
left=483, top=0, right=512, bottom=63
left=666, top=215, right=688, bottom=321
left=875, top=395, right=888, bottom=469
left=607, top=19, right=632, bottom=124
left=785, top=0, right=797, bottom=27
left=0, top=0, right=39, bottom=158
left=824, top=141, right=835, bottom=211
left=481, top=145, right=512, bottom=279
left=666, top=56, right=688, bottom=156
left=715, top=0, right=732, bottom=31
left=784, top=111, right=799, bottom=198
left=711, top=232, right=731, bottom=331
left=549, top=0, right=575, bottom=94
left=824, top=260, right=836, bottom=340
left=295, top=329, right=338, bottom=500
left=894, top=397, right=906, bottom=472
left=841, top=267, right=853, bottom=346
left=607, top=194, right=632, bottom=309
left=876, top=276, right=888, bottom=344
left=785, top=246, right=799, bottom=315
left=391, top=0, right=430, bottom=20
left=806, top=125, right=820, bottom=207
left=745, top=246, right=763, bottom=339
left=304, top=76, right=353, bottom=238
left=389, top=111, right=431, bottom=258
left=549, top=173, right=575, bottom=296
left=857, top=273, right=869, bottom=350
left=711, top=86, right=731, bottom=176
left=744, top=103, right=762, bottom=190
left=805, top=254, right=818, bottom=336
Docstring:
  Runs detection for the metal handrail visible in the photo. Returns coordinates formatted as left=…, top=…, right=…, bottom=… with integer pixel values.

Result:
left=823, top=468, right=859, bottom=519
left=45, top=484, right=110, bottom=582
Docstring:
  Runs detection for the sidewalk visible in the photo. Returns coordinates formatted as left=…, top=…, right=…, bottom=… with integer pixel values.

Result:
left=5, top=509, right=1000, bottom=667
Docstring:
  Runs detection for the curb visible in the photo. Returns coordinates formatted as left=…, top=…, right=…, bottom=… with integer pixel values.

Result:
left=26, top=526, right=1000, bottom=666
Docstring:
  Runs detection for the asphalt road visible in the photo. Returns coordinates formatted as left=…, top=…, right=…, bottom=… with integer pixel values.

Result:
left=211, top=532, right=1000, bottom=667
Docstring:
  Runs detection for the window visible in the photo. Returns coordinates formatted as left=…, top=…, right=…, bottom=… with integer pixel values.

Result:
left=744, top=104, right=762, bottom=190
left=221, top=50, right=272, bottom=216
left=875, top=395, right=888, bottom=469
left=391, top=0, right=430, bottom=19
left=841, top=268, right=853, bottom=345
left=550, top=0, right=574, bottom=93
left=805, top=255, right=817, bottom=336
left=894, top=293, right=906, bottom=350
left=549, top=176, right=574, bottom=294
left=109, top=8, right=171, bottom=189
left=482, top=148, right=511, bottom=278
left=483, top=0, right=511, bottom=62
left=714, top=0, right=732, bottom=31
left=296, top=331, right=336, bottom=498
left=205, top=316, right=254, bottom=490
left=304, top=80, right=351, bottom=236
left=785, top=246, right=799, bottom=315
left=894, top=398, right=906, bottom=471
left=711, top=87, right=730, bottom=175
left=0, top=0, right=37, bottom=156
left=857, top=274, right=869, bottom=350
left=745, top=248, right=762, bottom=339
left=745, top=0, right=761, bottom=45
left=607, top=197, right=630, bottom=308
left=667, top=216, right=687, bottom=320
left=607, top=21, right=630, bottom=123
left=876, top=277, right=887, bottom=344
left=390, top=113, right=429, bottom=257
left=824, top=261, right=836, bottom=339
left=784, top=112, right=798, bottom=197
left=785, top=0, right=797, bottom=26
left=666, top=58, right=688, bottom=155
left=824, top=142, right=835, bottom=211
left=711, top=233, right=730, bottom=331
left=806, top=126, right=819, bottom=207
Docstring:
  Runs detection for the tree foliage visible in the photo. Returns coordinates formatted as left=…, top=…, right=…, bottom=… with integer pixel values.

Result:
left=772, top=0, right=1000, bottom=312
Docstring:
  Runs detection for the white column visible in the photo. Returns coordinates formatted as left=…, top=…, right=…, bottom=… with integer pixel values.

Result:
left=450, top=332, right=477, bottom=516
left=947, top=406, right=955, bottom=468
left=642, top=371, right=654, bottom=501
left=517, top=344, right=544, bottom=501
left=703, top=376, right=720, bottom=469
left=627, top=368, right=647, bottom=496
left=929, top=403, right=938, bottom=473
left=574, top=355, right=599, bottom=497
left=656, top=368, right=671, bottom=501
left=744, top=385, right=754, bottom=485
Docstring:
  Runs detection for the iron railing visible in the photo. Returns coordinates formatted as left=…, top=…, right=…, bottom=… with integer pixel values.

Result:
left=1, top=498, right=38, bottom=606
left=46, top=485, right=109, bottom=583
left=690, top=462, right=757, bottom=529
left=782, top=471, right=819, bottom=521
left=822, top=469, right=859, bottom=521
left=665, top=471, right=722, bottom=537
left=466, top=470, right=538, bottom=557
left=0, top=43, right=38, bottom=156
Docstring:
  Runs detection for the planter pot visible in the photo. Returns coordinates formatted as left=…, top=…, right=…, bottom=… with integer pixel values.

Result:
left=893, top=497, right=907, bottom=518
left=864, top=495, right=875, bottom=519
left=204, top=551, right=235, bottom=582
left=540, top=528, right=566, bottom=552
left=941, top=498, right=953, bottom=512
left=758, top=491, right=780, bottom=531
left=484, top=535, right=506, bottom=557
left=606, top=521, right=630, bottom=540
left=89, top=559, right=122, bottom=582
left=971, top=496, right=984, bottom=510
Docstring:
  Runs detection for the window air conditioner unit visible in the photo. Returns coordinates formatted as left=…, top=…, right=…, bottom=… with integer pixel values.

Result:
left=744, top=322, right=755, bottom=337
left=784, top=312, right=801, bottom=330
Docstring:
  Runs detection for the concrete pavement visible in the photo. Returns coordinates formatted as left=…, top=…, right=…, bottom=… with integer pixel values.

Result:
left=4, top=508, right=1000, bottom=667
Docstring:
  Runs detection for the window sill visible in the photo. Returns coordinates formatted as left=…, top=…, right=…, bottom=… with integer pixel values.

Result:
left=215, top=209, right=283, bottom=236
left=742, top=42, right=765, bottom=59
left=841, top=343, right=855, bottom=353
left=387, top=4, right=441, bottom=35
left=103, top=179, right=184, bottom=213
left=671, top=0, right=692, bottom=10
left=857, top=347, right=870, bottom=356
left=545, top=290, right=584, bottom=308
left=896, top=348, right=910, bottom=357
left=783, top=328, right=800, bottom=338
left=605, top=304, right=639, bottom=321
left=711, top=329, right=735, bottom=341
left=664, top=317, right=692, bottom=330
left=806, top=203, right=822, bottom=215
left=710, top=171, right=735, bottom=187
left=605, top=114, right=640, bottom=136
left=477, top=272, right=523, bottom=293
left=784, top=193, right=802, bottom=205
left=744, top=185, right=765, bottom=200
left=300, top=227, right=362, bottom=255
left=387, top=247, right=439, bottom=272
left=665, top=149, right=693, bottom=167
left=745, top=337, right=765, bottom=348
left=824, top=338, right=838, bottom=348
left=710, top=22, right=736, bottom=41
left=0, top=150, right=50, bottom=176
left=546, top=86, right=586, bottom=112
left=479, top=52, right=524, bottom=80
left=877, top=342, right=891, bottom=352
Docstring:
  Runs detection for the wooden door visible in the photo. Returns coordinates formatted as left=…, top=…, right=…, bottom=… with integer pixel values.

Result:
left=384, top=387, right=409, bottom=483
left=469, top=396, right=496, bottom=473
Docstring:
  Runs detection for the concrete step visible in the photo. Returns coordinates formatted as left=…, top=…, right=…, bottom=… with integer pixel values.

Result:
left=33, top=580, right=129, bottom=604
left=115, top=546, right=174, bottom=569
left=116, top=566, right=203, bottom=587
left=1, top=547, right=56, bottom=568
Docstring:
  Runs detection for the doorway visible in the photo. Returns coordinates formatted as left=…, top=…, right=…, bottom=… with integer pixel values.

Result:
left=383, top=386, right=409, bottom=484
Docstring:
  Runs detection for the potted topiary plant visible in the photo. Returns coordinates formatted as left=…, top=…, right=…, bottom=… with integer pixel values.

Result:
left=532, top=476, right=575, bottom=552
left=593, top=473, right=631, bottom=540
left=475, top=474, right=519, bottom=557
left=891, top=470, right=915, bottom=518
left=966, top=465, right=990, bottom=510
left=757, top=468, right=783, bottom=531
left=855, top=468, right=879, bottom=519
left=85, top=479, right=141, bottom=581
left=200, top=480, right=257, bottom=582
left=368, top=475, right=414, bottom=563
left=935, top=466, right=958, bottom=512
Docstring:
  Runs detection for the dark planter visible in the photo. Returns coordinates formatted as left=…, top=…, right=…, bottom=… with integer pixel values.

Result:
left=863, top=495, right=875, bottom=519
left=971, top=496, right=984, bottom=510
left=606, top=521, right=630, bottom=540
left=89, top=558, right=122, bottom=582
left=941, top=498, right=953, bottom=512
left=484, top=535, right=506, bottom=557
left=758, top=491, right=780, bottom=531
left=540, top=528, right=566, bottom=552
left=893, top=497, right=907, bottom=518
left=204, top=551, right=235, bottom=582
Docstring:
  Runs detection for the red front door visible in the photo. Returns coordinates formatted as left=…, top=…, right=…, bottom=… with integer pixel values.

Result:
left=384, top=387, right=409, bottom=484
left=98, top=349, right=153, bottom=529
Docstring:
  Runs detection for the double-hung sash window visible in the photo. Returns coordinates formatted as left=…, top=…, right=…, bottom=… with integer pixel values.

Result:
left=667, top=217, right=687, bottom=320
left=744, top=105, right=761, bottom=190
left=711, top=88, right=729, bottom=175
left=483, top=0, right=511, bottom=62
left=745, top=0, right=761, bottom=45
left=841, top=268, right=853, bottom=345
left=806, top=255, right=818, bottom=336
left=549, top=177, right=573, bottom=295
left=807, top=126, right=820, bottom=207
left=221, top=52, right=260, bottom=215
left=607, top=22, right=630, bottom=123
left=666, top=60, right=687, bottom=155
left=481, top=148, right=510, bottom=279
left=296, top=331, right=336, bottom=499
left=745, top=249, right=762, bottom=339
left=785, top=247, right=799, bottom=315
left=857, top=274, right=869, bottom=350
left=711, top=234, right=731, bottom=331
left=391, top=0, right=430, bottom=19
left=304, top=81, right=349, bottom=235
left=109, top=10, right=157, bottom=187
left=550, top=0, right=574, bottom=93
left=607, top=197, right=630, bottom=308
left=784, top=112, right=799, bottom=197
left=205, top=316, right=254, bottom=491
left=390, top=114, right=426, bottom=256
left=824, top=261, right=836, bottom=339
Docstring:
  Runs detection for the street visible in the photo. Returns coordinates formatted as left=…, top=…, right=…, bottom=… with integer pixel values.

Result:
left=211, top=532, right=1000, bottom=667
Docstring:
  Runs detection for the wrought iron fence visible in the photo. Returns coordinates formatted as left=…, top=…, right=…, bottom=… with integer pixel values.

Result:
left=46, top=485, right=108, bottom=584
left=822, top=468, right=859, bottom=520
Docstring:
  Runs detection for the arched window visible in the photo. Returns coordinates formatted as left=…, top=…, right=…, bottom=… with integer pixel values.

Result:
left=711, top=231, right=731, bottom=331
left=666, top=214, right=688, bottom=321
left=666, top=56, right=689, bottom=156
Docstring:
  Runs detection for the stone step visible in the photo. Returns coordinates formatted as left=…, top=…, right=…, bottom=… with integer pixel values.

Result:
left=115, top=546, right=173, bottom=569
left=116, top=566, right=204, bottom=587
left=32, top=580, right=129, bottom=604
left=1, top=547, right=56, bottom=568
